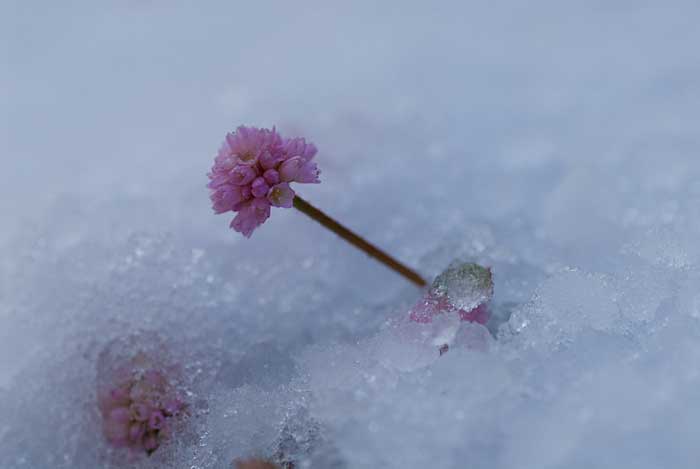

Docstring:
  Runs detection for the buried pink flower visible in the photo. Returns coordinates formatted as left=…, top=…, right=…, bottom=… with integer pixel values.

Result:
left=208, top=126, right=321, bottom=237
left=409, top=293, right=491, bottom=325
left=98, top=365, right=186, bottom=455
left=409, top=262, right=494, bottom=326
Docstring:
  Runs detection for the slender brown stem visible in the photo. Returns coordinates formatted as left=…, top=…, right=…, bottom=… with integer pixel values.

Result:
left=293, top=196, right=427, bottom=288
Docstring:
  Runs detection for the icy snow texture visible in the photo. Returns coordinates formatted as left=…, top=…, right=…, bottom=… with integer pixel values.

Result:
left=431, top=261, right=494, bottom=312
left=3, top=1, right=700, bottom=468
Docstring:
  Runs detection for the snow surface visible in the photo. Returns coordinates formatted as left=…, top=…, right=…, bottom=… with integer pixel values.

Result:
left=2, top=1, right=700, bottom=468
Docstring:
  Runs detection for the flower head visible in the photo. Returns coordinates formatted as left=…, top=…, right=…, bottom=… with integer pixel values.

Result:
left=208, top=126, right=321, bottom=237
left=98, top=360, right=186, bottom=455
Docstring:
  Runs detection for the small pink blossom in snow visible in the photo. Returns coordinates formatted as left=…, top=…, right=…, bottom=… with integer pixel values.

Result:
left=208, top=126, right=321, bottom=237
left=98, top=364, right=186, bottom=455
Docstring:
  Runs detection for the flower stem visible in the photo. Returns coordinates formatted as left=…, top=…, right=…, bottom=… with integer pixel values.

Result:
left=293, top=196, right=427, bottom=288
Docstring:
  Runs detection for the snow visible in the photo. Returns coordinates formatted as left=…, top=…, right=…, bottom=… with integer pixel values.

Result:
left=2, top=1, right=700, bottom=468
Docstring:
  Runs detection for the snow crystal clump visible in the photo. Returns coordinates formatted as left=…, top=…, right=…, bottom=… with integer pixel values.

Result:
left=431, top=261, right=493, bottom=312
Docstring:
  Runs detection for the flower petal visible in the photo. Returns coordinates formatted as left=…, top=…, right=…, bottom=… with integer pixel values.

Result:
left=259, top=150, right=285, bottom=170
left=284, top=137, right=317, bottom=162
left=278, top=156, right=303, bottom=182
left=211, top=186, right=245, bottom=214
left=251, top=177, right=270, bottom=198
left=267, top=183, right=295, bottom=208
left=129, top=422, right=146, bottom=443
left=263, top=169, right=280, bottom=185
left=109, top=407, right=132, bottom=423
left=229, top=164, right=257, bottom=186
left=230, top=199, right=271, bottom=238
left=294, top=161, right=321, bottom=183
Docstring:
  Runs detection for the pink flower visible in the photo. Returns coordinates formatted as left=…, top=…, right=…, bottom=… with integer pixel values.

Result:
left=208, top=126, right=321, bottom=237
left=98, top=364, right=186, bottom=455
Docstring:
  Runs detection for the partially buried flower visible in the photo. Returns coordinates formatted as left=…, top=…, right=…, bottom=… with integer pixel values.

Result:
left=409, top=262, right=493, bottom=326
left=98, top=354, right=186, bottom=455
left=208, top=126, right=321, bottom=237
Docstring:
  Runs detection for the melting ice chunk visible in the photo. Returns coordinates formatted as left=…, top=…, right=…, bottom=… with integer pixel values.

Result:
left=430, top=261, right=494, bottom=312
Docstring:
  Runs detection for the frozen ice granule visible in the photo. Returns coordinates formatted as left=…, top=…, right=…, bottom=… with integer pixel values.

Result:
left=431, top=261, right=494, bottom=312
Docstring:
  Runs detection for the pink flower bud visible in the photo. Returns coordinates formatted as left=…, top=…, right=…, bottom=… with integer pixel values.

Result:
left=211, top=186, right=246, bottom=214
left=110, top=407, right=132, bottom=423
left=129, top=422, right=145, bottom=442
left=251, top=177, right=270, bottom=198
left=259, top=150, right=285, bottom=170
left=263, top=168, right=280, bottom=185
left=267, top=183, right=295, bottom=208
left=283, top=137, right=317, bottom=162
left=278, top=156, right=303, bottom=182
left=230, top=199, right=271, bottom=238
left=230, top=165, right=257, bottom=186
left=295, top=161, right=320, bottom=183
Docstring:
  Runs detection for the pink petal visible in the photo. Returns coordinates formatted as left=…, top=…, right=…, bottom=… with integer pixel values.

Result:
left=109, top=407, right=132, bottom=423
left=251, top=177, right=270, bottom=198
left=259, top=150, right=285, bottom=170
left=267, top=183, right=295, bottom=208
left=458, top=302, right=490, bottom=325
left=129, top=422, right=146, bottom=443
left=207, top=173, right=229, bottom=189
left=211, top=186, right=245, bottom=214
left=225, top=132, right=239, bottom=149
left=278, top=156, right=303, bottom=182
left=251, top=198, right=271, bottom=221
left=263, top=169, right=280, bottom=185
left=229, top=165, right=257, bottom=186
left=230, top=199, right=271, bottom=238
left=284, top=137, right=317, bottom=162
left=408, top=294, right=454, bottom=323
left=300, top=142, right=318, bottom=162
left=294, top=161, right=320, bottom=183
left=408, top=293, right=491, bottom=325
